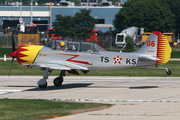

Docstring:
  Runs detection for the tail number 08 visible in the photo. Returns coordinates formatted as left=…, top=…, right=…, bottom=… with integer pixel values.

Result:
left=147, top=40, right=155, bottom=47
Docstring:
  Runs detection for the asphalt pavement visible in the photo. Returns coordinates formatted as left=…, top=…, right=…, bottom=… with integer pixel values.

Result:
left=0, top=76, right=180, bottom=120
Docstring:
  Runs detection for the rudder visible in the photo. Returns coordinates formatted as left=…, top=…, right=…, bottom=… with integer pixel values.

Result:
left=135, top=31, right=171, bottom=65
left=153, top=31, right=172, bottom=65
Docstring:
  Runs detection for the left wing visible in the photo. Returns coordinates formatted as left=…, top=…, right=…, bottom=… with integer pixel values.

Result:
left=29, top=61, right=88, bottom=70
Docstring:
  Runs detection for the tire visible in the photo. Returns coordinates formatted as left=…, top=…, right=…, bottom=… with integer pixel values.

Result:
left=53, top=77, right=63, bottom=86
left=39, top=82, right=47, bottom=89
left=166, top=70, right=172, bottom=75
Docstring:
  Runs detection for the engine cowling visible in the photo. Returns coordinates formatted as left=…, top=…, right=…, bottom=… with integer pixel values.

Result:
left=8, top=45, right=43, bottom=65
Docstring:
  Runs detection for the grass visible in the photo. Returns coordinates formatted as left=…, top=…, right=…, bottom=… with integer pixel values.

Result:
left=0, top=98, right=111, bottom=120
left=171, top=51, right=180, bottom=58
left=1, top=60, right=180, bottom=77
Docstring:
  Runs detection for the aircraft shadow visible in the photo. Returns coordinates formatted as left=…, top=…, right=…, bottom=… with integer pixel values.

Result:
left=129, top=86, right=158, bottom=89
left=88, top=86, right=128, bottom=88
left=24, top=83, right=93, bottom=91
left=6, top=84, right=158, bottom=90
left=87, top=86, right=159, bottom=89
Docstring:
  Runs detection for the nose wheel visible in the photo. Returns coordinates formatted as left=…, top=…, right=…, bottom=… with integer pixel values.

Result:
left=53, top=76, right=63, bottom=86
left=39, top=82, right=47, bottom=89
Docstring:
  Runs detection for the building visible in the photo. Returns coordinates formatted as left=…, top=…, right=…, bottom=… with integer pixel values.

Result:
left=50, top=6, right=122, bottom=32
left=0, top=1, right=125, bottom=32
left=0, top=5, right=49, bottom=32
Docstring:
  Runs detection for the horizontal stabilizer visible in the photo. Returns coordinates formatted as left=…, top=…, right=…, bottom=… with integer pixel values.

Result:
left=138, top=55, right=161, bottom=61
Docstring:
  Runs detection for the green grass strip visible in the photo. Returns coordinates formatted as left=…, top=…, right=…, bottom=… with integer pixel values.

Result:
left=0, top=98, right=111, bottom=120
left=0, top=61, right=180, bottom=77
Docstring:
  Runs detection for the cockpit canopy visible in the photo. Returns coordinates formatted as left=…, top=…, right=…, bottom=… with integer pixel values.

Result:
left=45, top=40, right=105, bottom=53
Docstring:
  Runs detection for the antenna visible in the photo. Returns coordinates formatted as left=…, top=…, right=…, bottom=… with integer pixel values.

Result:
left=120, top=43, right=127, bottom=52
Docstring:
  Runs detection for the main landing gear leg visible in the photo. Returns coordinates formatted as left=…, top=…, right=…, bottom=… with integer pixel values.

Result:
left=53, top=70, right=65, bottom=87
left=38, top=68, right=50, bottom=88
left=158, top=67, right=172, bottom=75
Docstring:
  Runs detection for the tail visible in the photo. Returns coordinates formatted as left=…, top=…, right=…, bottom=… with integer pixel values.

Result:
left=135, top=31, right=172, bottom=65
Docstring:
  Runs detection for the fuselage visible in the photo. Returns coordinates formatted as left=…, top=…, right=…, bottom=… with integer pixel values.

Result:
left=34, top=46, right=155, bottom=70
left=9, top=40, right=157, bottom=71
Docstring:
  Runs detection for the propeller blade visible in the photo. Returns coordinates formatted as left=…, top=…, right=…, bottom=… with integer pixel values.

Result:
left=9, top=57, right=14, bottom=76
left=11, top=33, right=15, bottom=52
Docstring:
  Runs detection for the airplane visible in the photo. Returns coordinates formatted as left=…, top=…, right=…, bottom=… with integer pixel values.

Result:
left=8, top=31, right=172, bottom=88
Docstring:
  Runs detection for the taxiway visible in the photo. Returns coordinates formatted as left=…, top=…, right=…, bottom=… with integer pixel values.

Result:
left=0, top=76, right=180, bottom=120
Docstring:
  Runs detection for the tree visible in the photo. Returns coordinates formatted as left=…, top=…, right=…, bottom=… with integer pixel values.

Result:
left=125, top=35, right=134, bottom=50
left=113, top=0, right=175, bottom=33
left=53, top=15, right=75, bottom=37
left=74, top=9, right=97, bottom=37
left=52, top=9, right=96, bottom=38
left=165, top=0, right=180, bottom=34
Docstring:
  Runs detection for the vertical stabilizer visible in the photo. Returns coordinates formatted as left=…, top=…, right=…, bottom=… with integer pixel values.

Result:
left=135, top=31, right=171, bottom=65
left=154, top=31, right=172, bottom=65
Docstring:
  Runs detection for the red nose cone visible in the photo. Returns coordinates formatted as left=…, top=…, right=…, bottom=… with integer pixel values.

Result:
left=8, top=51, right=17, bottom=58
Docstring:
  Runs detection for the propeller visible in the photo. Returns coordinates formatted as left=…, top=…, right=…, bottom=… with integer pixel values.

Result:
left=8, top=33, right=17, bottom=76
left=12, top=33, right=15, bottom=52
left=9, top=57, right=14, bottom=76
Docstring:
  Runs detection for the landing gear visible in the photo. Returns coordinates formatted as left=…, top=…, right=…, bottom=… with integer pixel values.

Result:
left=38, top=70, right=66, bottom=88
left=39, top=82, right=47, bottom=88
left=158, top=67, right=172, bottom=75
left=166, top=70, right=172, bottom=75
left=53, top=70, right=65, bottom=87
left=53, top=76, right=63, bottom=86
left=37, top=68, right=50, bottom=89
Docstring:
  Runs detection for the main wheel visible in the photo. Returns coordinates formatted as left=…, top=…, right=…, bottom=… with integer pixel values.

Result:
left=53, top=77, right=63, bottom=86
left=166, top=70, right=172, bottom=75
left=39, top=82, right=47, bottom=89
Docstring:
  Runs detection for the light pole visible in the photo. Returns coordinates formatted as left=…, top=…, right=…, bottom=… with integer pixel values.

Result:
left=31, top=0, right=33, bottom=26
left=20, top=0, right=22, bottom=21
left=87, top=0, right=89, bottom=10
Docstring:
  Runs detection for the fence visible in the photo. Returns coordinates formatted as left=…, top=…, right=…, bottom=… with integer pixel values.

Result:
left=1, top=33, right=180, bottom=52
left=0, top=34, right=115, bottom=49
left=59, top=34, right=115, bottom=49
left=18, top=34, right=40, bottom=46
left=0, top=34, right=41, bottom=48
left=0, top=34, right=17, bottom=48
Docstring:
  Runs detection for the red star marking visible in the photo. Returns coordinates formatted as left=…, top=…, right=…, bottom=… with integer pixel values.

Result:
left=112, top=54, right=124, bottom=65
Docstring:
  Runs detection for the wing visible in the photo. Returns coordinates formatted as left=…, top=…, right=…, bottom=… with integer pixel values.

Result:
left=29, top=61, right=88, bottom=70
